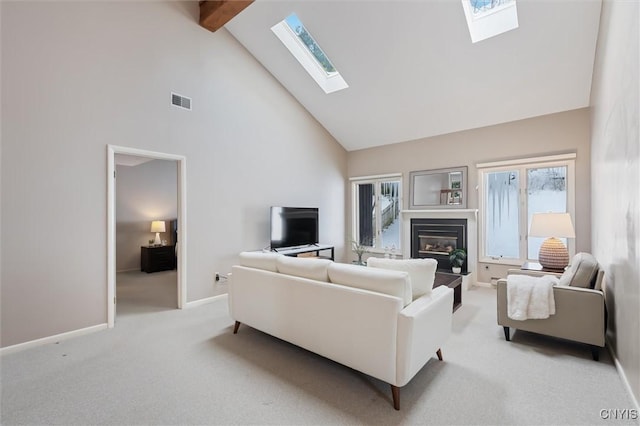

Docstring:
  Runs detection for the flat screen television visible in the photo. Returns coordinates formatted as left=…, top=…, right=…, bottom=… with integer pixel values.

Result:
left=270, top=206, right=319, bottom=249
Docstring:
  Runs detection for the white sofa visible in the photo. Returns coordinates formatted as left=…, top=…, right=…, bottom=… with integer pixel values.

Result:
left=228, top=252, right=454, bottom=410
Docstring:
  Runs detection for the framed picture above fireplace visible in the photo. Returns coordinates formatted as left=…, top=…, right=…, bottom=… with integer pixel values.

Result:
left=409, top=166, right=468, bottom=209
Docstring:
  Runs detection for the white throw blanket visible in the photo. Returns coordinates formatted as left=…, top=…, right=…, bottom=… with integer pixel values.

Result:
left=507, top=274, right=559, bottom=320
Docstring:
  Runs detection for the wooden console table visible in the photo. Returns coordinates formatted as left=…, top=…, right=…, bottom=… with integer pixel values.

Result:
left=433, top=272, right=462, bottom=312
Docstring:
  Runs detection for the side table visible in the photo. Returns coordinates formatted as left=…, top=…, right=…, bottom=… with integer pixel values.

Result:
left=433, top=272, right=462, bottom=312
left=521, top=261, right=565, bottom=276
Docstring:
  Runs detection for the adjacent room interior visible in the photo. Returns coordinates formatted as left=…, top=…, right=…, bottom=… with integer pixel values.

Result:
left=114, top=154, right=179, bottom=318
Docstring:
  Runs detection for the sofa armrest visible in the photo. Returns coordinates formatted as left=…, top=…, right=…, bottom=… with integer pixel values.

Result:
left=395, top=285, right=454, bottom=386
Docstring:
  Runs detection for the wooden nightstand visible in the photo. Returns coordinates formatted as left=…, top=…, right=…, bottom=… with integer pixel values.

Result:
left=141, top=245, right=176, bottom=273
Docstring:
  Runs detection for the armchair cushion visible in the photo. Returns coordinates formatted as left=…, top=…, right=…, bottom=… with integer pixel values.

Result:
left=367, top=257, right=437, bottom=300
left=558, top=252, right=599, bottom=289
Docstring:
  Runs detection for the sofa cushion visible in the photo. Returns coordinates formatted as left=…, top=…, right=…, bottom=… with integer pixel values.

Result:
left=276, top=255, right=332, bottom=282
left=238, top=251, right=280, bottom=272
left=327, top=262, right=412, bottom=306
left=367, top=257, right=437, bottom=299
left=558, top=252, right=599, bottom=289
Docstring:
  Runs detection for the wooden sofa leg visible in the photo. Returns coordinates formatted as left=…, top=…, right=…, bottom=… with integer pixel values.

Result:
left=436, top=348, right=443, bottom=361
left=591, top=346, right=600, bottom=361
left=503, top=326, right=511, bottom=341
left=390, top=385, right=400, bottom=410
left=233, top=321, right=241, bottom=334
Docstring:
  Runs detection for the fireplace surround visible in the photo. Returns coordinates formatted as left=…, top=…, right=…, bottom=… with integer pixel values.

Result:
left=401, top=208, right=477, bottom=289
left=411, top=218, right=467, bottom=273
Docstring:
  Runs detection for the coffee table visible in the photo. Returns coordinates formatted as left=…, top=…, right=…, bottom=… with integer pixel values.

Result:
left=433, top=272, right=462, bottom=312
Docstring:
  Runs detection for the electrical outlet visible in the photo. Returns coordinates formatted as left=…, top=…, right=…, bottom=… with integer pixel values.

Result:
left=215, top=272, right=220, bottom=282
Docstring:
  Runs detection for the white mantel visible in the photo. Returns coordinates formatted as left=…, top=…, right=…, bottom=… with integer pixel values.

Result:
left=401, top=209, right=478, bottom=288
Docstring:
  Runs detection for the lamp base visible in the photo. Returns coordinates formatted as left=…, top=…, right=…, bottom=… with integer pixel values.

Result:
left=154, top=232, right=162, bottom=246
left=538, top=237, right=569, bottom=271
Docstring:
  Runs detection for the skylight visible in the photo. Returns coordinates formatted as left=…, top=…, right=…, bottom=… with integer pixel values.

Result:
left=284, top=14, right=337, bottom=75
left=271, top=13, right=348, bottom=94
left=462, top=0, right=519, bottom=43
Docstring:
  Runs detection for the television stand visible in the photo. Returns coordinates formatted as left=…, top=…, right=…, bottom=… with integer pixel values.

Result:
left=272, top=244, right=334, bottom=260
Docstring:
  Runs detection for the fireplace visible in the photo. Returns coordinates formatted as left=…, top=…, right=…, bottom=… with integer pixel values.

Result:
left=411, top=218, right=467, bottom=273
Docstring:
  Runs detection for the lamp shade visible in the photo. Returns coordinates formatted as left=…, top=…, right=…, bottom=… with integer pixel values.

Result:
left=150, top=221, right=166, bottom=233
left=529, top=213, right=575, bottom=238
left=530, top=212, right=575, bottom=270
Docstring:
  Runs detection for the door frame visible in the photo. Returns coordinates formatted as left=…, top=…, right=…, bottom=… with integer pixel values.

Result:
left=107, top=144, right=187, bottom=328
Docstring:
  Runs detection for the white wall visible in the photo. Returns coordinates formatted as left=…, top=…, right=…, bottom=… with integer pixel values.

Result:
left=116, top=160, right=177, bottom=271
left=590, top=0, right=639, bottom=406
left=0, top=2, right=347, bottom=347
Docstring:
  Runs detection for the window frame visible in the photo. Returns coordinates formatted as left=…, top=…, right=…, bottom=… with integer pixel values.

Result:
left=350, top=173, right=403, bottom=254
left=477, top=154, right=576, bottom=266
left=271, top=13, right=348, bottom=94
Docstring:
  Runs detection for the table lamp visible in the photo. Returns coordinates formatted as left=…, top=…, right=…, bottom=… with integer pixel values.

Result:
left=529, top=212, right=575, bottom=270
left=150, top=220, right=165, bottom=246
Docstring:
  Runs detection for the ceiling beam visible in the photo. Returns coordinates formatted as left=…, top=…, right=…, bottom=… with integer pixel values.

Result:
left=199, top=1, right=254, bottom=33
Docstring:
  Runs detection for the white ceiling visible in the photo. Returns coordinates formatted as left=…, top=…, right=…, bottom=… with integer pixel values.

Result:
left=225, top=0, right=602, bottom=152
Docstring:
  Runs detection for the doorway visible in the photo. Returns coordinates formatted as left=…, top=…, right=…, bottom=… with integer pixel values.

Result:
left=107, top=145, right=187, bottom=328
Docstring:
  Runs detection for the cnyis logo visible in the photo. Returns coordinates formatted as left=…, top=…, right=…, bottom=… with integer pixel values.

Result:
left=599, top=409, right=639, bottom=420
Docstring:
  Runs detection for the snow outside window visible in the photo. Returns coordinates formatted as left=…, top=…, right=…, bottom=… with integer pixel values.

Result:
left=478, top=155, right=575, bottom=264
left=352, top=176, right=402, bottom=254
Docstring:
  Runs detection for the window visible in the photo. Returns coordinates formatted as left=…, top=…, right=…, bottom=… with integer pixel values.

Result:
left=351, top=175, right=402, bottom=253
left=284, top=14, right=336, bottom=75
left=478, top=154, right=575, bottom=264
left=461, top=0, right=519, bottom=43
left=271, top=13, right=348, bottom=94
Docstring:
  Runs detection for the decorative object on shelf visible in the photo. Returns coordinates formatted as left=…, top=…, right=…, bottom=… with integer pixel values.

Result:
left=351, top=239, right=369, bottom=265
left=529, top=212, right=575, bottom=271
left=150, top=220, right=166, bottom=246
left=449, top=248, right=467, bottom=274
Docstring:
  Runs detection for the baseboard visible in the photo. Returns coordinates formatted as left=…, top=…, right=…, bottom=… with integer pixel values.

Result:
left=474, top=281, right=494, bottom=288
left=116, top=268, right=140, bottom=273
left=185, top=293, right=227, bottom=309
left=0, top=323, right=108, bottom=356
left=1, top=295, right=226, bottom=353
left=606, top=339, right=640, bottom=411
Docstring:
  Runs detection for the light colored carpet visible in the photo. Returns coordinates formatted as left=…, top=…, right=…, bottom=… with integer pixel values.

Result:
left=115, top=270, right=178, bottom=317
left=1, top=277, right=637, bottom=425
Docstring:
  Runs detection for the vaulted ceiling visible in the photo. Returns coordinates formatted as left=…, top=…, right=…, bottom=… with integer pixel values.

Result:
left=207, top=1, right=602, bottom=152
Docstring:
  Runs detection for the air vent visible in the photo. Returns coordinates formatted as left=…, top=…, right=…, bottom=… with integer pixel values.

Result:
left=171, top=92, right=192, bottom=110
